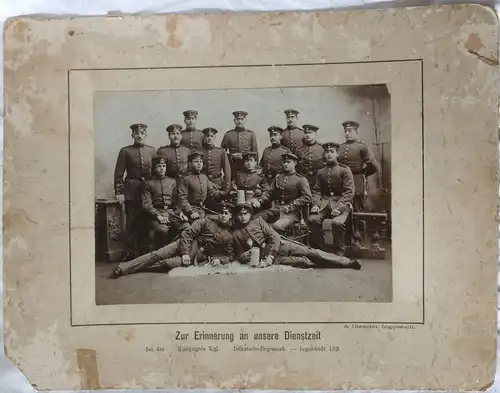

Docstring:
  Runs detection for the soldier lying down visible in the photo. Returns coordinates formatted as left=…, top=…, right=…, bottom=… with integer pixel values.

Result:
left=110, top=202, right=361, bottom=278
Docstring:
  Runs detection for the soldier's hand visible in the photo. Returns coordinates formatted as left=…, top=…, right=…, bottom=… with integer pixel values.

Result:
left=311, top=206, right=320, bottom=214
left=158, top=216, right=169, bottom=224
left=283, top=205, right=292, bottom=214
left=116, top=194, right=125, bottom=204
left=331, top=209, right=341, bottom=217
left=179, top=212, right=189, bottom=222
left=250, top=199, right=261, bottom=208
left=232, top=153, right=243, bottom=160
left=181, top=255, right=191, bottom=266
left=209, top=258, right=221, bottom=267
left=190, top=212, right=200, bottom=220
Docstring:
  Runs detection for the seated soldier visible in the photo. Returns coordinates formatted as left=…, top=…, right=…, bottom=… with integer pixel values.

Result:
left=231, top=203, right=361, bottom=269
left=259, top=126, right=290, bottom=184
left=141, top=155, right=181, bottom=249
left=157, top=124, right=191, bottom=179
left=110, top=202, right=235, bottom=278
left=231, top=152, right=269, bottom=203
left=177, top=151, right=229, bottom=225
left=252, top=152, right=312, bottom=233
left=308, top=142, right=355, bottom=254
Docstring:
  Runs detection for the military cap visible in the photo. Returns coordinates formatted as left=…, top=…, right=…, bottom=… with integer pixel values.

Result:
left=152, top=155, right=168, bottom=166
left=322, top=142, right=341, bottom=151
left=130, top=123, right=148, bottom=131
left=302, top=124, right=320, bottom=132
left=342, top=120, right=360, bottom=129
left=216, top=201, right=234, bottom=213
left=242, top=151, right=258, bottom=160
left=188, top=151, right=204, bottom=161
left=166, top=124, right=183, bottom=133
left=267, top=126, right=284, bottom=134
left=232, top=202, right=253, bottom=214
left=183, top=110, right=198, bottom=118
left=284, top=109, right=299, bottom=116
left=202, top=127, right=218, bottom=135
left=232, top=110, right=248, bottom=118
left=281, top=152, right=299, bottom=162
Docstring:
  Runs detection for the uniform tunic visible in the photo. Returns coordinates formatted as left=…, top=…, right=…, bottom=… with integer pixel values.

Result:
left=260, top=172, right=312, bottom=210
left=114, top=144, right=157, bottom=201
left=281, top=126, right=304, bottom=153
left=178, top=172, right=223, bottom=215
left=156, top=145, right=191, bottom=179
left=180, top=128, right=205, bottom=151
left=337, top=140, right=377, bottom=195
left=179, top=217, right=234, bottom=264
left=259, top=144, right=290, bottom=183
left=312, top=162, right=355, bottom=213
left=232, top=170, right=269, bottom=197
left=295, top=141, right=325, bottom=187
left=200, top=145, right=231, bottom=191
left=220, top=127, right=258, bottom=177
left=141, top=175, right=178, bottom=217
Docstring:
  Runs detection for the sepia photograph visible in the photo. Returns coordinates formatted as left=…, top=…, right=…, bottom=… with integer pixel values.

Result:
left=94, top=85, right=392, bottom=305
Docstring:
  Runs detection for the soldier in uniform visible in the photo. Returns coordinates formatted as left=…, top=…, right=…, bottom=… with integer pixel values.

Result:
left=231, top=152, right=269, bottom=203
left=252, top=153, right=312, bottom=233
left=338, top=120, right=378, bottom=212
left=220, top=110, right=259, bottom=179
left=110, top=201, right=235, bottom=278
left=141, top=155, right=181, bottom=249
left=259, top=126, right=290, bottom=185
left=281, top=109, right=304, bottom=153
left=114, top=123, right=157, bottom=260
left=308, top=142, right=355, bottom=254
left=200, top=127, right=231, bottom=192
left=157, top=124, right=191, bottom=179
left=232, top=203, right=361, bottom=269
left=181, top=110, right=204, bottom=151
left=177, top=151, right=229, bottom=226
left=295, top=124, right=325, bottom=188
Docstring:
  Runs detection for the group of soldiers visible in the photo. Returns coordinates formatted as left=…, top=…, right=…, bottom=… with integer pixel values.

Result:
left=110, top=108, right=378, bottom=276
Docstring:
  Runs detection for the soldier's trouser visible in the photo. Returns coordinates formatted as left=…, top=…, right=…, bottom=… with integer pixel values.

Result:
left=276, top=239, right=352, bottom=267
left=308, top=210, right=349, bottom=252
left=117, top=240, right=181, bottom=275
left=352, top=194, right=365, bottom=213
left=123, top=200, right=150, bottom=256
left=150, top=220, right=171, bottom=248
left=254, top=207, right=299, bottom=232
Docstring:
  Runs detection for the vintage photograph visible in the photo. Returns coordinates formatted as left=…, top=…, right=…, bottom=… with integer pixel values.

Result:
left=94, top=85, right=392, bottom=305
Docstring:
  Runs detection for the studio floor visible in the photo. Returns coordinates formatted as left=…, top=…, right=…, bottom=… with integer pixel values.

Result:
left=95, top=252, right=393, bottom=305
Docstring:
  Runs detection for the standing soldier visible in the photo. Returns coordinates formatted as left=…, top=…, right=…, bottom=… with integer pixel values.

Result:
left=181, top=109, right=204, bottom=151
left=295, top=124, right=325, bottom=188
left=114, top=123, right=157, bottom=260
left=141, top=155, right=180, bottom=249
left=259, top=126, right=290, bottom=185
left=281, top=109, right=304, bottom=153
left=338, top=120, right=378, bottom=212
left=308, top=142, right=355, bottom=254
left=220, top=110, right=258, bottom=179
left=200, top=127, right=231, bottom=193
left=177, top=151, right=229, bottom=226
left=157, top=124, right=191, bottom=179
left=252, top=153, right=312, bottom=233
